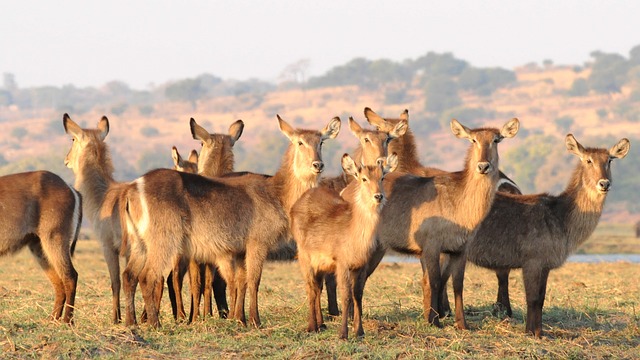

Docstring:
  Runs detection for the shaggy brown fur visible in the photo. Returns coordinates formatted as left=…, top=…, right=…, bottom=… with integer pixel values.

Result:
left=121, top=115, right=341, bottom=328
left=167, top=118, right=243, bottom=324
left=0, top=170, right=81, bottom=323
left=292, top=154, right=397, bottom=339
left=368, top=117, right=519, bottom=327
left=459, top=135, right=630, bottom=337
left=63, top=113, right=136, bottom=324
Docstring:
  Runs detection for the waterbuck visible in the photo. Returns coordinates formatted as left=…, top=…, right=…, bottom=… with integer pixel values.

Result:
left=0, top=171, right=81, bottom=323
left=325, top=108, right=522, bottom=318
left=458, top=134, right=630, bottom=337
left=122, top=115, right=341, bottom=327
left=63, top=113, right=135, bottom=324
left=369, top=118, right=519, bottom=328
left=292, top=153, right=397, bottom=339
left=167, top=118, right=243, bottom=323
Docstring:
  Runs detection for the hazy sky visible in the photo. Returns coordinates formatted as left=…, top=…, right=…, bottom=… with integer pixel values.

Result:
left=2, top=0, right=639, bottom=89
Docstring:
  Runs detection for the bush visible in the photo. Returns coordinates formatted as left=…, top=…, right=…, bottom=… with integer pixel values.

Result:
left=568, top=78, right=589, bottom=97
left=11, top=126, right=27, bottom=139
left=554, top=116, right=574, bottom=133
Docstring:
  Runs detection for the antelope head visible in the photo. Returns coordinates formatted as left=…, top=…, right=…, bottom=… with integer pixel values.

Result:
left=349, top=116, right=407, bottom=166
left=565, top=134, right=630, bottom=196
left=277, top=114, right=341, bottom=183
left=451, top=118, right=519, bottom=175
left=172, top=146, right=199, bottom=174
left=63, top=113, right=109, bottom=174
left=342, top=153, right=398, bottom=209
left=190, top=118, right=244, bottom=176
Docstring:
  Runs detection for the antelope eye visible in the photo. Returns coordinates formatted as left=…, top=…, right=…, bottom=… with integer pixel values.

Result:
left=364, top=138, right=370, bottom=143
left=472, top=139, right=477, bottom=143
left=298, top=141, right=303, bottom=146
left=362, top=178, right=368, bottom=183
left=586, top=159, right=592, bottom=164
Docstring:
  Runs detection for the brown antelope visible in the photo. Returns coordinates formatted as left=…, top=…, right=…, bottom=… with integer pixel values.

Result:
left=319, top=115, right=407, bottom=316
left=168, top=118, right=244, bottom=323
left=0, top=171, right=81, bottom=323
left=292, top=153, right=398, bottom=339
left=635, top=220, right=640, bottom=238
left=368, top=117, right=519, bottom=328
left=458, top=135, right=630, bottom=337
left=171, top=146, right=199, bottom=173
left=121, top=115, right=341, bottom=327
left=326, top=108, right=522, bottom=318
left=63, top=113, right=138, bottom=324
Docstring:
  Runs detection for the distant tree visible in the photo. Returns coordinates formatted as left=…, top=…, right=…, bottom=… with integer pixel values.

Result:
left=111, top=103, right=128, bottom=116
left=11, top=126, right=27, bottom=140
left=458, top=67, right=516, bottom=96
left=554, top=116, right=574, bottom=133
left=424, top=76, right=461, bottom=114
left=412, top=52, right=468, bottom=80
left=629, top=44, right=640, bottom=66
left=140, top=126, right=159, bottom=137
left=137, top=145, right=172, bottom=174
left=138, top=104, right=154, bottom=116
left=165, top=78, right=206, bottom=109
left=587, top=51, right=630, bottom=93
left=568, top=78, right=589, bottom=96
left=542, top=59, right=554, bottom=68
left=3, top=73, right=18, bottom=91
left=384, top=88, right=408, bottom=105
left=503, top=135, right=557, bottom=193
left=279, top=59, right=311, bottom=85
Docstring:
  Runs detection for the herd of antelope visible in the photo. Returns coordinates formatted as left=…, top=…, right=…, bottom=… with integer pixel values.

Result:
left=0, top=107, right=631, bottom=340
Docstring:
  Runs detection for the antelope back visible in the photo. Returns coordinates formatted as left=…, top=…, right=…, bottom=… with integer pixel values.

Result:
left=349, top=117, right=407, bottom=166
left=172, top=146, right=199, bottom=174
left=190, top=118, right=244, bottom=177
left=565, top=134, right=630, bottom=197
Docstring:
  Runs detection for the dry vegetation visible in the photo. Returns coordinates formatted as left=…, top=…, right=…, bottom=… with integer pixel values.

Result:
left=1, top=237, right=638, bottom=359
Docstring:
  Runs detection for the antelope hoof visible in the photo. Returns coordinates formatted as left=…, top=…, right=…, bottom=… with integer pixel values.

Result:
left=318, top=324, right=327, bottom=331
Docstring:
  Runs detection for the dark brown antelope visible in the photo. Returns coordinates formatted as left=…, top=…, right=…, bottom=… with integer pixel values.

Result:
left=292, top=153, right=397, bottom=339
left=122, top=115, right=341, bottom=328
left=0, top=171, right=81, bottom=323
left=63, top=113, right=136, bottom=324
left=369, top=117, right=519, bottom=328
left=171, top=146, right=199, bottom=174
left=326, top=108, right=522, bottom=318
left=167, top=118, right=243, bottom=323
left=458, top=135, right=630, bottom=337
left=635, top=220, right=640, bottom=238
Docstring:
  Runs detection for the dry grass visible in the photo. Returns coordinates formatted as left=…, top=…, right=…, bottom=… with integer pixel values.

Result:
left=1, top=239, right=639, bottom=359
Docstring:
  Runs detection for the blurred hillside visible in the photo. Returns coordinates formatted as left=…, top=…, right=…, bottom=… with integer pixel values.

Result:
left=1, top=47, right=640, bottom=223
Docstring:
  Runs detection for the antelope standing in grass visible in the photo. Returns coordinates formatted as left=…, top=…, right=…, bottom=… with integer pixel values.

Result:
left=326, top=108, right=522, bottom=317
left=319, top=115, right=407, bottom=315
left=63, top=113, right=139, bottom=324
left=292, top=153, right=397, bottom=339
left=122, top=115, right=341, bottom=327
left=457, top=135, right=630, bottom=337
left=167, top=118, right=243, bottom=323
left=367, top=118, right=519, bottom=328
left=0, top=171, right=81, bottom=323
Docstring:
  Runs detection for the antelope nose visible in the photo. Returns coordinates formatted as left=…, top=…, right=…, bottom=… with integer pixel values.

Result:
left=374, top=193, right=384, bottom=203
left=477, top=162, right=491, bottom=174
left=598, top=179, right=611, bottom=192
left=312, top=161, right=324, bottom=173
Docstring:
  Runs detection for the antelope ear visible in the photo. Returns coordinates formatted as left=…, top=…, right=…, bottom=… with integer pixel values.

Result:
left=450, top=119, right=472, bottom=140
left=321, top=116, right=341, bottom=140
left=228, top=120, right=244, bottom=145
left=382, top=153, right=399, bottom=174
left=364, top=107, right=384, bottom=128
left=63, top=113, right=83, bottom=138
left=399, top=109, right=409, bottom=122
left=390, top=119, right=408, bottom=139
left=171, top=146, right=181, bottom=167
left=341, top=153, right=359, bottom=178
left=609, top=138, right=630, bottom=159
left=565, top=134, right=586, bottom=157
left=188, top=149, right=199, bottom=163
left=190, top=118, right=210, bottom=141
left=348, top=117, right=363, bottom=135
left=277, top=114, right=295, bottom=140
left=500, top=118, right=519, bottom=139
left=97, top=116, right=110, bottom=140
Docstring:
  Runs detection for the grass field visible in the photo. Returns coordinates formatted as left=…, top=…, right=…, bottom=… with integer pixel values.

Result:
left=1, top=236, right=639, bottom=359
